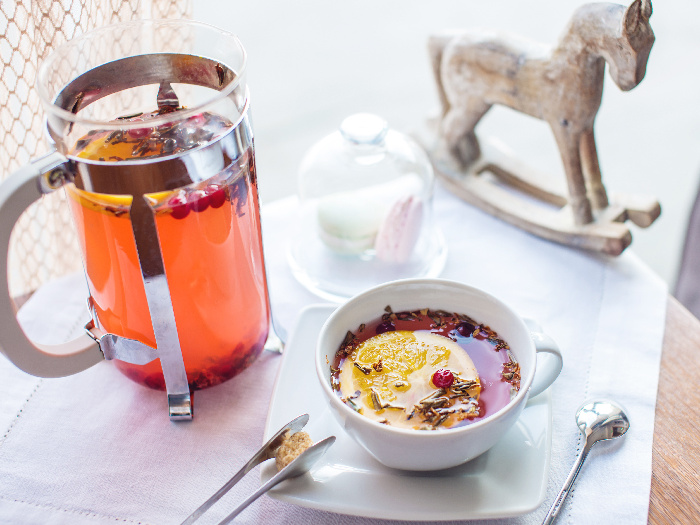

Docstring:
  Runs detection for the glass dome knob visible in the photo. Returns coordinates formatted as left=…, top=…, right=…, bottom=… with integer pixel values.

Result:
left=339, top=113, right=388, bottom=145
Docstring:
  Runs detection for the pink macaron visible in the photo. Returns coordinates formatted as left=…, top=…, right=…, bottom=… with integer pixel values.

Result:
left=374, top=195, right=423, bottom=263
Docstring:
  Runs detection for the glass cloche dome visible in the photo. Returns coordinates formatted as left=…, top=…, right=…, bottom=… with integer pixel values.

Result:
left=288, top=113, right=447, bottom=301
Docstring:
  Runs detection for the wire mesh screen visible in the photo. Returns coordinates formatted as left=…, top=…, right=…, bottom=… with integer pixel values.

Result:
left=0, top=0, right=192, bottom=298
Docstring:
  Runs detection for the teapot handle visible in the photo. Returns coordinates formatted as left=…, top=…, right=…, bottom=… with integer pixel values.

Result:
left=0, top=152, right=104, bottom=377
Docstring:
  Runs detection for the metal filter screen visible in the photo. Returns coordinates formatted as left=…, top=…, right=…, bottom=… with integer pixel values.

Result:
left=0, top=0, right=192, bottom=298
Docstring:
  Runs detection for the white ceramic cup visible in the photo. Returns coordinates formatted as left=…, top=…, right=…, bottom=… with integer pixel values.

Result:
left=315, top=278, right=563, bottom=471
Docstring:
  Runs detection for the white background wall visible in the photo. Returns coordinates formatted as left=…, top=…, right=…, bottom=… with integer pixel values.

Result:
left=194, top=0, right=700, bottom=287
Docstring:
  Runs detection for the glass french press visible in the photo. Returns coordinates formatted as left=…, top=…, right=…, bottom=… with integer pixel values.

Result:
left=0, top=20, right=270, bottom=420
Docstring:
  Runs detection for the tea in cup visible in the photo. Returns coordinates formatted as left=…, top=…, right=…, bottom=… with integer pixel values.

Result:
left=316, top=278, right=563, bottom=470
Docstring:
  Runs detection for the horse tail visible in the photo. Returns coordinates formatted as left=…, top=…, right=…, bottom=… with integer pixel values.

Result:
left=427, top=33, right=454, bottom=118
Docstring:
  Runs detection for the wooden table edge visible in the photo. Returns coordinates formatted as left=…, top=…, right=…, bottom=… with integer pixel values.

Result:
left=649, top=296, right=700, bottom=524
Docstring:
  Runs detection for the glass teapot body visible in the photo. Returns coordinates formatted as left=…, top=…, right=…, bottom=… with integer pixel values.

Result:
left=0, top=20, right=270, bottom=419
left=65, top=120, right=268, bottom=392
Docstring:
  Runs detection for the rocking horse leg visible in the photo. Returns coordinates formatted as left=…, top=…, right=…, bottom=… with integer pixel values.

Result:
left=439, top=98, right=491, bottom=171
left=551, top=125, right=594, bottom=225
left=580, top=128, right=610, bottom=209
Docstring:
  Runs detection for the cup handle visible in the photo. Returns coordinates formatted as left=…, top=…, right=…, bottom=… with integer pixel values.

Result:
left=0, top=152, right=104, bottom=377
left=529, top=330, right=563, bottom=398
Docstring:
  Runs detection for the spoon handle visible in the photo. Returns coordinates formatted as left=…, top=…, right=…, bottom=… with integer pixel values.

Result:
left=180, top=458, right=256, bottom=525
left=542, top=445, right=591, bottom=525
left=216, top=468, right=290, bottom=524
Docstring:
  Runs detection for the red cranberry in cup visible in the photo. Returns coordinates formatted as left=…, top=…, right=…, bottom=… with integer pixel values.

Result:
left=168, top=193, right=189, bottom=219
left=206, top=184, right=227, bottom=209
left=457, top=321, right=476, bottom=337
left=187, top=190, right=210, bottom=212
left=375, top=321, right=395, bottom=334
left=432, top=368, right=454, bottom=389
left=128, top=127, right=151, bottom=140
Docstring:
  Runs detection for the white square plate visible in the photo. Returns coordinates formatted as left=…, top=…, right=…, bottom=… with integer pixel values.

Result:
left=261, top=304, right=552, bottom=521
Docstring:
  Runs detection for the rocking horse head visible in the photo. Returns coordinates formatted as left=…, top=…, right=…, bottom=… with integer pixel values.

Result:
left=598, top=0, right=655, bottom=91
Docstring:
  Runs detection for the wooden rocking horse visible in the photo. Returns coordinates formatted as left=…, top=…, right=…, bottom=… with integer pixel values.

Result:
left=427, top=0, right=660, bottom=255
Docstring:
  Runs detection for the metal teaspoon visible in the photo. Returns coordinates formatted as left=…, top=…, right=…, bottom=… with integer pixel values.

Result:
left=542, top=400, right=630, bottom=525
left=217, top=436, right=336, bottom=524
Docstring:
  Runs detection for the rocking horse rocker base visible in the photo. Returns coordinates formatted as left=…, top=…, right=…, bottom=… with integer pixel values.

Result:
left=431, top=136, right=661, bottom=256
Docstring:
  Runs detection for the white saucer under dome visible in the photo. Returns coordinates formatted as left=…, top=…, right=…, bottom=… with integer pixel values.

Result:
left=288, top=113, right=446, bottom=301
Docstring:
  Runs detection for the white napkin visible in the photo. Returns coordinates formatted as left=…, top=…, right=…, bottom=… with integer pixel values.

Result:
left=0, top=186, right=666, bottom=524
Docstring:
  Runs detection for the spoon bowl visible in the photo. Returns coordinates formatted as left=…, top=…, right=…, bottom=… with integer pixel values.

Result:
left=542, top=400, right=629, bottom=525
left=576, top=400, right=630, bottom=442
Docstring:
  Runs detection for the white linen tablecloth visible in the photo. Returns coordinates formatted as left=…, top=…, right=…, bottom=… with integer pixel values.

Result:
left=0, top=185, right=667, bottom=524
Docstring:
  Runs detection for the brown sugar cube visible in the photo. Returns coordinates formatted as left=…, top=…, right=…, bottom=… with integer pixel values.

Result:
left=275, top=430, right=313, bottom=471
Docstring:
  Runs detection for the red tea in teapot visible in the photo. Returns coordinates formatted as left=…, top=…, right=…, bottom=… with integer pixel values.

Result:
left=66, top=110, right=269, bottom=390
